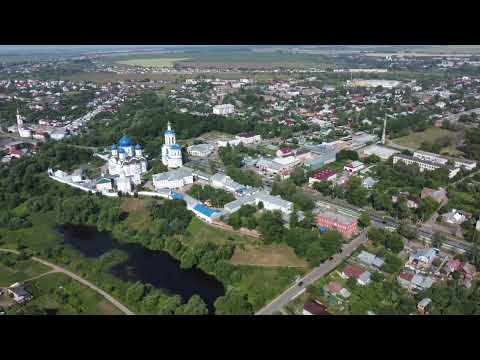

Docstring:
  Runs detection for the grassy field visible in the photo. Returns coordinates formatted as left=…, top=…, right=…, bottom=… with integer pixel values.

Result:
left=230, top=265, right=305, bottom=311
left=120, top=198, right=153, bottom=232
left=392, top=128, right=461, bottom=150
left=7, top=272, right=123, bottom=315
left=116, top=58, right=192, bottom=68
left=440, top=146, right=465, bottom=157
left=186, top=217, right=254, bottom=245
left=231, top=244, right=309, bottom=268
left=0, top=257, right=50, bottom=287
left=0, top=212, right=61, bottom=252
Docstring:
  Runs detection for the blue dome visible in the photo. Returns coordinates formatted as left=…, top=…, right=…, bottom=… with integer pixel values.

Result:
left=111, top=144, right=117, bottom=149
left=165, top=130, right=176, bottom=136
left=119, top=136, right=133, bottom=147
left=171, top=144, right=181, bottom=150
left=135, top=144, right=142, bottom=150
left=118, top=148, right=126, bottom=153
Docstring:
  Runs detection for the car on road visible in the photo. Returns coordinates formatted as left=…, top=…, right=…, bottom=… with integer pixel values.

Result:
left=298, top=281, right=304, bottom=286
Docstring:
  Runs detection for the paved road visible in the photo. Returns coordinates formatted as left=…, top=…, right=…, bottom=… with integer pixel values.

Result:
left=0, top=248, right=134, bottom=315
left=256, top=230, right=368, bottom=315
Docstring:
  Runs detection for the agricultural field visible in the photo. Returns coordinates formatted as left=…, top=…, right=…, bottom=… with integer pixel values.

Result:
left=7, top=272, right=123, bottom=315
left=66, top=71, right=178, bottom=83
left=116, top=58, right=192, bottom=68
left=100, top=49, right=337, bottom=69
left=392, top=127, right=463, bottom=152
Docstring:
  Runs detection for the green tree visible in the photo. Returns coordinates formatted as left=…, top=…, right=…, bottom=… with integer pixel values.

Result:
left=175, top=295, right=209, bottom=315
left=126, top=282, right=147, bottom=303
left=214, top=288, right=254, bottom=315
left=180, top=248, right=198, bottom=269
left=358, top=212, right=371, bottom=228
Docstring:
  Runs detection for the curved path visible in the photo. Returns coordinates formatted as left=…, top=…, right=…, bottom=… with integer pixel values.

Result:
left=0, top=248, right=134, bottom=315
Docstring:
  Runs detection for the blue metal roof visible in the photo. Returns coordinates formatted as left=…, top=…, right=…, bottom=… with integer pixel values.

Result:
left=118, top=148, right=125, bottom=153
left=111, top=144, right=117, bottom=149
left=135, top=144, right=142, bottom=149
left=170, top=191, right=184, bottom=200
left=193, top=204, right=218, bottom=218
left=165, top=130, right=176, bottom=136
left=170, top=144, right=181, bottom=150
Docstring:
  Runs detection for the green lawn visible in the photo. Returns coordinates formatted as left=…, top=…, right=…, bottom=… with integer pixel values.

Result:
left=0, top=257, right=50, bottom=287
left=7, top=273, right=123, bottom=315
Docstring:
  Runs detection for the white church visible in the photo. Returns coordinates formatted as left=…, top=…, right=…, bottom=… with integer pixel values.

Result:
left=8, top=109, right=32, bottom=138
left=161, top=121, right=183, bottom=168
left=108, top=135, right=148, bottom=185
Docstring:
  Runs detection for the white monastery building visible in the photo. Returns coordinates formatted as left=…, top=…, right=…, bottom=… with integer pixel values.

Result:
left=108, top=135, right=147, bottom=185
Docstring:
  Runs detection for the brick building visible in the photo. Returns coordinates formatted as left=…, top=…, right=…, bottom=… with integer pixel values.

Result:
left=315, top=210, right=358, bottom=238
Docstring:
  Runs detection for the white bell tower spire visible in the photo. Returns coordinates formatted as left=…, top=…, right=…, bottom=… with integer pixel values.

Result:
left=16, top=108, right=23, bottom=128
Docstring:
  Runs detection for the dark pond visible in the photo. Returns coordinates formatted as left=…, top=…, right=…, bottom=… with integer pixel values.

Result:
left=57, top=225, right=225, bottom=313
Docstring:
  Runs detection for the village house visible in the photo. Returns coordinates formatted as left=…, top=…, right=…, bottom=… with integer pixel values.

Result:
left=421, top=187, right=447, bottom=204
left=302, top=301, right=330, bottom=315
left=405, top=248, right=438, bottom=271
left=324, top=281, right=351, bottom=299
left=417, top=298, right=432, bottom=314
left=398, top=272, right=435, bottom=292
left=7, top=282, right=32, bottom=304
left=357, top=250, right=384, bottom=269
left=442, top=209, right=472, bottom=225
left=340, top=264, right=371, bottom=285
left=361, top=177, right=377, bottom=189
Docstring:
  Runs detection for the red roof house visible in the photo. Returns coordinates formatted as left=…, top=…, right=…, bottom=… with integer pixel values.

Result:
left=341, top=264, right=364, bottom=279
left=327, top=281, right=343, bottom=294
left=303, top=301, right=330, bottom=315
